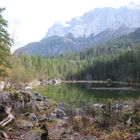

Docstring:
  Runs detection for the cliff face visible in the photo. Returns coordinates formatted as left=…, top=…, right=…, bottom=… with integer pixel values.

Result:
left=45, top=6, right=140, bottom=38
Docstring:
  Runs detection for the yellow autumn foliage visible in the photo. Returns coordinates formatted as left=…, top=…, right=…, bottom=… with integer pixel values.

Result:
left=0, top=64, right=11, bottom=77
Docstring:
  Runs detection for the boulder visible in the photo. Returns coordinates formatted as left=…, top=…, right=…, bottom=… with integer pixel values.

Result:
left=28, top=113, right=38, bottom=123
left=39, top=79, right=48, bottom=85
left=93, top=103, right=104, bottom=108
left=17, top=120, right=33, bottom=129
left=24, top=85, right=33, bottom=90
left=38, top=114, right=47, bottom=122
left=0, top=92, right=11, bottom=103
left=53, top=108, right=66, bottom=119
left=32, top=93, right=45, bottom=101
left=48, top=79, right=61, bottom=85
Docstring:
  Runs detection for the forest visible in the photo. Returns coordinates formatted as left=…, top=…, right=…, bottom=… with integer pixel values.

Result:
left=1, top=6, right=140, bottom=84
left=9, top=41, right=140, bottom=83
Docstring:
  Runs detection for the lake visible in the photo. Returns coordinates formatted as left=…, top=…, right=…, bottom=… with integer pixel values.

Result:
left=34, top=83, right=140, bottom=106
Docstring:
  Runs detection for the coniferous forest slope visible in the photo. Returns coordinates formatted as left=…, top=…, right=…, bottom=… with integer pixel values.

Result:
left=11, top=28, right=140, bottom=83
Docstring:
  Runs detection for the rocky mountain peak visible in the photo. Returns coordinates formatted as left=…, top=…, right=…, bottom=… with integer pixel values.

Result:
left=45, top=6, right=140, bottom=39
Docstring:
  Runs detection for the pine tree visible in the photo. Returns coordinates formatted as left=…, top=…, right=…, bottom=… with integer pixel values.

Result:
left=0, top=8, right=12, bottom=77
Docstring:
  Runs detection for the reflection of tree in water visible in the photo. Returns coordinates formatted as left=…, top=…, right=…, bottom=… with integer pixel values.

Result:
left=34, top=83, right=140, bottom=106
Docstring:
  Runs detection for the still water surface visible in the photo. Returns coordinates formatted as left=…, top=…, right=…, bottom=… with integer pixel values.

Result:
left=34, top=83, right=140, bottom=105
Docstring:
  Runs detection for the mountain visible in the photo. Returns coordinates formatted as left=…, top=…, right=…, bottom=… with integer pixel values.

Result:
left=14, top=6, right=140, bottom=56
left=45, top=6, right=140, bottom=38
left=73, top=28, right=140, bottom=60
left=14, top=27, right=136, bottom=56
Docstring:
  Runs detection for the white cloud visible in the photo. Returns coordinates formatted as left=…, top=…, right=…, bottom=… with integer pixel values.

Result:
left=0, top=0, right=140, bottom=51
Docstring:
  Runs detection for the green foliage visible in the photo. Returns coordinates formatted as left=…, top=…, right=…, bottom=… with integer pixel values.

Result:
left=12, top=44, right=140, bottom=83
left=0, top=8, right=12, bottom=78
left=11, top=28, right=140, bottom=83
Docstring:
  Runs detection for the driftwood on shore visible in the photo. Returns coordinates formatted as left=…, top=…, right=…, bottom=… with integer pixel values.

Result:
left=0, top=105, right=15, bottom=127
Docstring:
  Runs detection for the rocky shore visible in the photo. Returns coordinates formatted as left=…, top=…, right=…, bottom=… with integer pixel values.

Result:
left=0, top=83, right=140, bottom=140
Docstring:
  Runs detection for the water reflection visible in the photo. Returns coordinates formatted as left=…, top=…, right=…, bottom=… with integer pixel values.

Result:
left=34, top=83, right=140, bottom=105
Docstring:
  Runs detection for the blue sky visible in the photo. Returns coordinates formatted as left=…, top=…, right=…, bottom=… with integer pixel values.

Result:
left=0, top=0, right=140, bottom=51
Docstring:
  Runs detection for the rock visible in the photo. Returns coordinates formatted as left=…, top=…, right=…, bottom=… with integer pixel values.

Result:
left=24, top=129, right=49, bottom=140
left=135, top=133, right=140, bottom=140
left=81, top=136, right=98, bottom=140
left=24, top=85, right=33, bottom=90
left=53, top=108, right=66, bottom=119
left=39, top=79, right=48, bottom=85
left=24, top=131, right=42, bottom=140
left=93, top=103, right=104, bottom=108
left=0, top=92, right=11, bottom=103
left=72, top=132, right=80, bottom=138
left=17, top=120, right=33, bottom=129
left=0, top=81, right=5, bottom=91
left=34, top=101, right=49, bottom=112
left=38, top=114, right=47, bottom=122
left=28, top=113, right=38, bottom=123
left=48, top=79, right=61, bottom=85
left=57, top=102, right=66, bottom=110
left=60, top=129, right=72, bottom=140
left=57, top=119, right=66, bottom=128
left=112, top=103, right=123, bottom=110
left=50, top=113, right=57, bottom=119
left=32, top=93, right=45, bottom=101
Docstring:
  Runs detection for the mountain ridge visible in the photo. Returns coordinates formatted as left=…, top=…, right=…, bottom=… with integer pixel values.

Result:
left=14, top=6, right=140, bottom=56
left=45, top=6, right=140, bottom=38
left=14, top=27, right=137, bottom=56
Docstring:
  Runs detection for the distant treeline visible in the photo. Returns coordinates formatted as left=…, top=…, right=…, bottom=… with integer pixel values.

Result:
left=10, top=29, right=140, bottom=83
left=10, top=44, right=140, bottom=83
